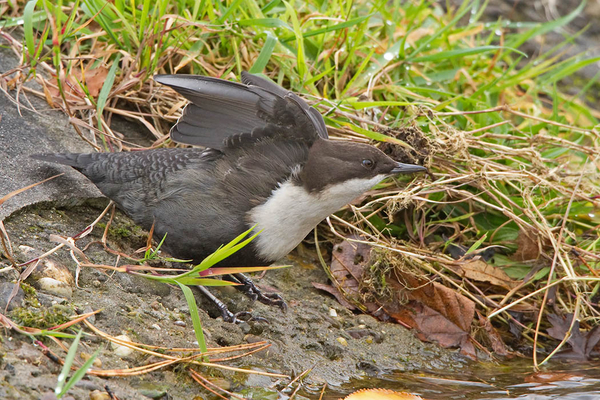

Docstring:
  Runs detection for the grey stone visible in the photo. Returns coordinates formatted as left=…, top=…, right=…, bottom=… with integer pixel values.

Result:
left=0, top=47, right=101, bottom=222
left=0, top=281, right=24, bottom=311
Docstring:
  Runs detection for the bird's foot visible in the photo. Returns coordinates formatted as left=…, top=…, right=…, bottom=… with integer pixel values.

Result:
left=221, top=310, right=269, bottom=324
left=232, top=273, right=288, bottom=312
left=195, top=285, right=268, bottom=324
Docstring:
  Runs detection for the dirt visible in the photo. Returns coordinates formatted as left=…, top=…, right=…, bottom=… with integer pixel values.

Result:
left=0, top=201, right=464, bottom=400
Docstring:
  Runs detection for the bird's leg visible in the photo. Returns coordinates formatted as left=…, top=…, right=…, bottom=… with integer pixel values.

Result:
left=231, top=273, right=288, bottom=312
left=195, top=285, right=253, bottom=324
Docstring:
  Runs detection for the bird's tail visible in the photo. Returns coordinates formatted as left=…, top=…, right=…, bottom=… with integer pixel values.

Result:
left=31, top=153, right=91, bottom=169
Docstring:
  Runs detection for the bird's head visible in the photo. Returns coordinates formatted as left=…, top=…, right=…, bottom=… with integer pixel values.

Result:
left=300, top=138, right=426, bottom=201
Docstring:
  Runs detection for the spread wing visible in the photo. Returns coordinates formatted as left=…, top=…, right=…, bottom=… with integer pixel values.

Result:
left=153, top=72, right=328, bottom=151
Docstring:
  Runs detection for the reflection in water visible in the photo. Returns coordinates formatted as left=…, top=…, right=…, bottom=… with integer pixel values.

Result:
left=308, top=359, right=600, bottom=400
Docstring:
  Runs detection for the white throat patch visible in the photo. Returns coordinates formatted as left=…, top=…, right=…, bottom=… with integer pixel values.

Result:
left=249, top=174, right=386, bottom=261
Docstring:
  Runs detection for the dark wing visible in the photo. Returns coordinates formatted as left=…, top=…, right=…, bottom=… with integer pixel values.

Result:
left=153, top=72, right=328, bottom=150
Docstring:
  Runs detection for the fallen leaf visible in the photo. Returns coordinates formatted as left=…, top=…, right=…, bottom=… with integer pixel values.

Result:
left=513, top=231, right=540, bottom=261
left=477, top=311, right=511, bottom=356
left=45, top=65, right=109, bottom=103
left=456, top=259, right=518, bottom=290
left=315, top=236, right=480, bottom=357
left=547, top=313, right=600, bottom=360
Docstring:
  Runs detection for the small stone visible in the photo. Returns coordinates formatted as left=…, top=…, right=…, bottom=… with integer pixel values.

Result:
left=150, top=300, right=161, bottom=310
left=336, top=337, right=348, bottom=346
left=82, top=306, right=96, bottom=324
left=151, top=324, right=161, bottom=330
left=81, top=352, right=103, bottom=368
left=89, top=390, right=111, bottom=400
left=173, top=320, right=186, bottom=327
left=329, top=308, right=338, bottom=318
left=36, top=277, right=72, bottom=298
left=365, top=337, right=373, bottom=344
left=111, top=334, right=134, bottom=358
left=18, top=245, right=37, bottom=258
left=0, top=282, right=24, bottom=311
left=37, top=292, right=68, bottom=307
left=92, top=280, right=102, bottom=288
left=31, top=259, right=74, bottom=286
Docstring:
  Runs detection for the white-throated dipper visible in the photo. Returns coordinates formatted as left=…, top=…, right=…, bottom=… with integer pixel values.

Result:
left=33, top=72, right=426, bottom=321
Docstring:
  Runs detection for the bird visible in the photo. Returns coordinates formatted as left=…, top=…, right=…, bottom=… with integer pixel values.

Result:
left=32, top=71, right=426, bottom=321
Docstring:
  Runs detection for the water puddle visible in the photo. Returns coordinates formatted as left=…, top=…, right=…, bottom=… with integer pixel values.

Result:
left=307, top=360, right=600, bottom=399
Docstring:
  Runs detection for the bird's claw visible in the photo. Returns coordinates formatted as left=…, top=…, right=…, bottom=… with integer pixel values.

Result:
left=232, top=273, right=288, bottom=312
left=221, top=310, right=268, bottom=324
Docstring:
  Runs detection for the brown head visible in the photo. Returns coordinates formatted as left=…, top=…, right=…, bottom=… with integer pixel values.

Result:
left=300, top=138, right=426, bottom=196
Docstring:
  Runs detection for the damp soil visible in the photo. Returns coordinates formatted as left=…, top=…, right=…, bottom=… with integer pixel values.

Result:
left=0, top=201, right=464, bottom=399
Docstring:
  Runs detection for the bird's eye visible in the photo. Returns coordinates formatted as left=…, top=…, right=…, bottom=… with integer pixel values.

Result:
left=362, top=159, right=374, bottom=169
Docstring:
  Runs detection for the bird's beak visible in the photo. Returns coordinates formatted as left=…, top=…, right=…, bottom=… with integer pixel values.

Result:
left=390, top=162, right=427, bottom=174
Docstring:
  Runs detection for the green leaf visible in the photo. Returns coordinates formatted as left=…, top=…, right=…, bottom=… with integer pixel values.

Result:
left=411, top=46, right=527, bottom=63
left=175, top=277, right=239, bottom=286
left=55, top=329, right=83, bottom=397
left=177, top=283, right=207, bottom=354
left=23, top=0, right=40, bottom=62
left=97, top=53, right=122, bottom=120
left=59, top=346, right=101, bottom=397
left=283, top=0, right=305, bottom=80
left=249, top=32, right=277, bottom=73
left=238, top=18, right=291, bottom=29
left=465, top=233, right=488, bottom=255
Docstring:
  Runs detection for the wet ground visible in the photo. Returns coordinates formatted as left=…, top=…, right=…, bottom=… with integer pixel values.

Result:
left=0, top=201, right=462, bottom=399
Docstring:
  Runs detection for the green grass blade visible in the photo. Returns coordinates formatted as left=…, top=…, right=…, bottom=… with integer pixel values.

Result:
left=96, top=53, right=122, bottom=123
left=411, top=46, right=527, bottom=63
left=249, top=31, right=277, bottom=73
left=175, top=277, right=239, bottom=286
left=23, top=0, right=39, bottom=62
left=177, top=283, right=207, bottom=353
left=55, top=329, right=83, bottom=397
left=59, top=346, right=101, bottom=397
left=283, top=0, right=305, bottom=80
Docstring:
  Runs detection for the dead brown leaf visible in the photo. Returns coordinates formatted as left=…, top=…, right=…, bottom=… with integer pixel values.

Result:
left=315, top=236, right=481, bottom=358
left=46, top=65, right=109, bottom=102
left=456, top=259, right=518, bottom=290
left=513, top=230, right=540, bottom=261
left=477, top=311, right=511, bottom=357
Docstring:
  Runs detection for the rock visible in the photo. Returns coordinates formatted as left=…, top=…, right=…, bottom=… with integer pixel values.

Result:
left=0, top=281, right=24, bottom=311
left=31, top=258, right=74, bottom=298
left=0, top=46, right=102, bottom=222
left=89, top=390, right=111, bottom=400
left=37, top=292, right=68, bottom=307
left=36, top=277, right=73, bottom=299
left=80, top=352, right=102, bottom=368
left=31, top=258, right=74, bottom=286
left=111, top=334, right=134, bottom=358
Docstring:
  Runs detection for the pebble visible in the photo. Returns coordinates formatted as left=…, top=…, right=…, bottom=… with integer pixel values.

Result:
left=151, top=324, right=161, bottom=330
left=89, top=390, right=111, bottom=400
left=329, top=308, right=338, bottom=318
left=111, top=334, right=134, bottom=358
left=80, top=352, right=102, bottom=368
left=0, top=282, right=24, bottom=311
left=37, top=277, right=73, bottom=299
left=336, top=337, right=348, bottom=346
left=31, top=259, right=74, bottom=286
left=32, top=259, right=74, bottom=299
left=173, top=320, right=186, bottom=327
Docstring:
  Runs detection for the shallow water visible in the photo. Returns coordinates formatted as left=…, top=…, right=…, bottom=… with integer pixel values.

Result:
left=309, top=359, right=600, bottom=400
